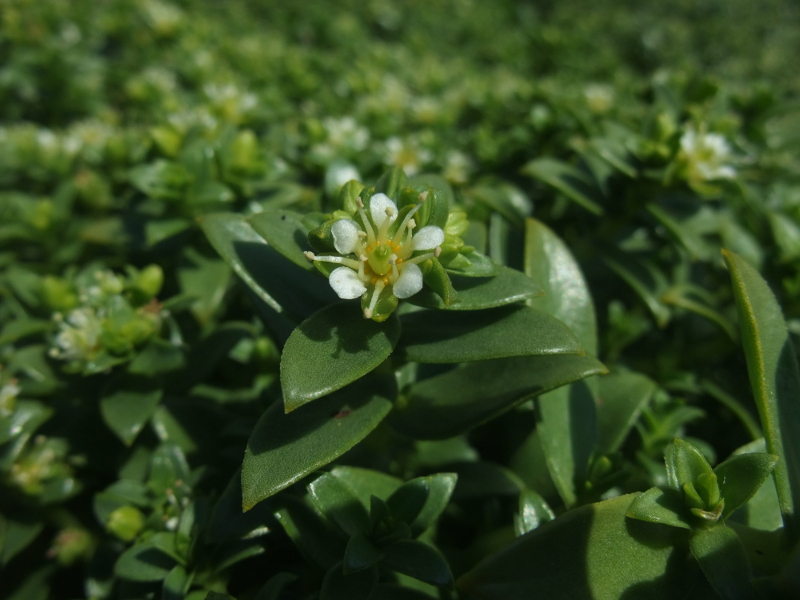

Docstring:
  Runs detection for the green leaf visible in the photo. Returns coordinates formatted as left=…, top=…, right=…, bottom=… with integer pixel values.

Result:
left=729, top=440, right=783, bottom=531
left=535, top=379, right=597, bottom=508
left=344, top=533, right=384, bottom=573
left=409, top=266, right=543, bottom=311
left=665, top=438, right=714, bottom=489
left=767, top=211, right=800, bottom=262
left=280, top=302, right=401, bottom=411
left=247, top=209, right=314, bottom=270
left=0, top=519, right=44, bottom=566
left=320, top=563, right=378, bottom=600
left=128, top=339, right=185, bottom=375
left=207, top=470, right=273, bottom=543
left=458, top=494, right=709, bottom=600
left=162, top=565, right=190, bottom=600
left=723, top=249, right=800, bottom=541
left=398, top=305, right=583, bottom=364
left=328, top=467, right=403, bottom=508
left=178, top=247, right=231, bottom=326
left=198, top=212, right=334, bottom=336
left=605, top=255, right=671, bottom=328
left=596, top=370, right=657, bottom=453
left=626, top=488, right=693, bottom=529
left=386, top=473, right=458, bottom=535
left=308, top=473, right=370, bottom=537
left=390, top=354, right=607, bottom=439
left=254, top=573, right=299, bottom=600
left=516, top=490, right=555, bottom=535
left=114, top=543, right=178, bottom=582
left=524, top=218, right=597, bottom=355
left=273, top=495, right=344, bottom=570
left=100, top=376, right=163, bottom=446
left=242, top=376, right=394, bottom=510
left=383, top=540, right=453, bottom=588
left=446, top=249, right=498, bottom=278
left=714, top=453, right=778, bottom=520
left=689, top=526, right=756, bottom=600
left=450, top=461, right=524, bottom=500
left=522, top=158, right=604, bottom=215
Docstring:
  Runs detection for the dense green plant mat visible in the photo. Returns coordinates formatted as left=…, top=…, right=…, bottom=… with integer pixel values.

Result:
left=2, top=0, right=800, bottom=598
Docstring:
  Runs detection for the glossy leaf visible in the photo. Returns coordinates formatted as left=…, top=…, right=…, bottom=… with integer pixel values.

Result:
left=409, top=266, right=543, bottom=311
left=127, top=339, right=185, bottom=376
left=328, top=467, right=403, bottom=508
left=162, top=565, right=190, bottom=600
left=723, top=249, right=800, bottom=540
left=398, top=305, right=583, bottom=364
left=666, top=439, right=713, bottom=489
left=524, top=218, right=597, bottom=355
left=280, top=302, right=401, bottom=411
left=450, top=461, right=525, bottom=500
left=714, top=453, right=778, bottom=520
left=242, top=376, right=394, bottom=509
left=178, top=247, right=231, bottom=326
left=729, top=440, right=783, bottom=531
left=535, top=380, right=597, bottom=507
left=247, top=209, right=315, bottom=271
left=0, top=519, right=44, bottom=566
left=100, top=377, right=163, bottom=446
left=459, top=494, right=709, bottom=600
left=308, top=472, right=370, bottom=537
left=391, top=354, right=607, bottom=439
left=596, top=370, right=657, bottom=453
left=344, top=533, right=384, bottom=573
left=605, top=255, right=671, bottom=328
left=320, top=563, right=378, bottom=600
left=446, top=249, right=498, bottom=278
left=386, top=473, right=458, bottom=535
left=383, top=540, right=453, bottom=588
left=114, top=543, right=177, bottom=582
left=689, top=526, right=756, bottom=600
left=516, top=490, right=555, bottom=535
left=273, top=496, right=344, bottom=570
left=626, top=487, right=693, bottom=529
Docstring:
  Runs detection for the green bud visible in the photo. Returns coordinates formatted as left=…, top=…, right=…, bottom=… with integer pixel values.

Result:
left=120, top=315, right=158, bottom=347
left=40, top=276, right=78, bottom=312
left=150, top=125, right=183, bottom=158
left=229, top=130, right=263, bottom=175
left=106, top=506, right=145, bottom=542
left=336, top=179, right=364, bottom=215
left=445, top=210, right=469, bottom=237
left=50, top=528, right=93, bottom=566
left=29, top=200, right=54, bottom=231
left=423, top=258, right=458, bottom=306
left=695, top=472, right=721, bottom=509
left=133, top=265, right=164, bottom=301
left=683, top=482, right=705, bottom=510
left=74, top=169, right=112, bottom=210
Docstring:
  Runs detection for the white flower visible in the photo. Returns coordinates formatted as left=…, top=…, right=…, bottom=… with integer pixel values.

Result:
left=305, top=193, right=445, bottom=319
left=680, top=128, right=736, bottom=181
left=49, top=308, right=103, bottom=362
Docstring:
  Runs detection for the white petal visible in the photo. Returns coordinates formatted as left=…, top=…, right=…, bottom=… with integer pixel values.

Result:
left=393, top=263, right=423, bottom=298
left=369, top=193, right=398, bottom=227
left=411, top=226, right=445, bottom=251
left=329, top=267, right=367, bottom=299
left=331, top=219, right=361, bottom=254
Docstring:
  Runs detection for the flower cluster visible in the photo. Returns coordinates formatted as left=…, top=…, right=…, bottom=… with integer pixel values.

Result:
left=305, top=192, right=445, bottom=321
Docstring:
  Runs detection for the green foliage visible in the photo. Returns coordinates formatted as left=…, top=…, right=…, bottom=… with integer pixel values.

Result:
left=2, top=0, right=800, bottom=598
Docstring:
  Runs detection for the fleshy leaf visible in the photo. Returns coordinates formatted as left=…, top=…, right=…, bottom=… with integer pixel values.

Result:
left=522, top=158, right=604, bottom=215
left=459, top=494, right=708, bottom=600
left=100, top=376, right=163, bottom=446
left=390, top=354, right=607, bottom=440
left=596, top=370, right=657, bottom=453
left=242, top=376, right=394, bottom=510
left=280, top=302, right=401, bottom=411
left=382, top=540, right=453, bottom=588
left=410, top=266, right=543, bottom=311
left=320, top=563, right=378, bottom=600
left=248, top=209, right=316, bottom=270
left=723, top=249, right=800, bottom=541
left=714, top=453, right=778, bottom=520
left=689, top=526, right=757, bottom=600
left=385, top=473, right=458, bottom=536
left=398, top=305, right=583, bottom=363
left=666, top=439, right=714, bottom=490
left=308, top=473, right=370, bottom=538
left=626, top=488, right=693, bottom=529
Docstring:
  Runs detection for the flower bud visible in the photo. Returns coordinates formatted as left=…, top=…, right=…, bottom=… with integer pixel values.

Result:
left=106, top=506, right=145, bottom=542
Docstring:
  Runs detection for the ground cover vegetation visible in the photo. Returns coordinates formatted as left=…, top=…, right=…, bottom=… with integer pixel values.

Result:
left=2, top=0, right=800, bottom=598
